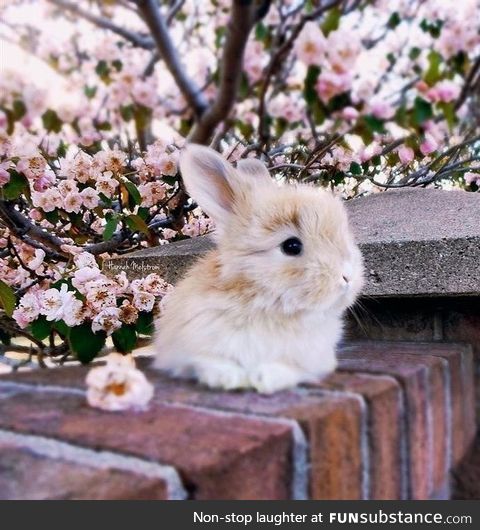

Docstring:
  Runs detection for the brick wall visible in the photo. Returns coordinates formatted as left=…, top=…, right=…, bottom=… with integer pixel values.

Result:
left=0, top=341, right=476, bottom=500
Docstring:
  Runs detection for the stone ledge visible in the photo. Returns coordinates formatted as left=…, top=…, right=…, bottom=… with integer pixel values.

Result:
left=103, top=188, right=480, bottom=298
left=0, top=341, right=475, bottom=500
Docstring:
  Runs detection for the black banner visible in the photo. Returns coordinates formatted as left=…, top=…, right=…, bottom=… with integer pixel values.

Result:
left=1, top=501, right=478, bottom=529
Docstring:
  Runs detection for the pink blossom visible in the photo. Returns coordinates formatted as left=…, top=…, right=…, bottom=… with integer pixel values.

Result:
left=29, top=209, right=42, bottom=222
left=0, top=161, right=10, bottom=186
left=157, top=153, right=178, bottom=177
left=294, top=21, right=326, bottom=66
left=63, top=192, right=83, bottom=213
left=398, top=146, right=415, bottom=164
left=341, top=107, right=359, bottom=121
left=315, top=71, right=352, bottom=104
left=369, top=99, right=395, bottom=120
left=74, top=252, right=98, bottom=269
left=58, top=180, right=79, bottom=195
left=96, top=171, right=119, bottom=198
left=426, top=80, right=461, bottom=103
left=132, top=291, right=156, bottom=312
left=360, top=142, right=382, bottom=163
left=27, top=249, right=45, bottom=270
left=464, top=172, right=480, bottom=186
left=91, top=307, right=122, bottom=335
left=142, top=273, right=172, bottom=297
left=80, top=187, right=100, bottom=209
left=72, top=267, right=102, bottom=291
left=33, top=171, right=56, bottom=192
left=40, top=284, right=81, bottom=323
left=12, top=292, right=42, bottom=328
left=85, top=279, right=117, bottom=311
left=244, top=40, right=267, bottom=83
left=269, top=94, right=304, bottom=122
left=326, top=29, right=360, bottom=73
left=132, top=79, right=157, bottom=108
left=420, top=135, right=439, bottom=155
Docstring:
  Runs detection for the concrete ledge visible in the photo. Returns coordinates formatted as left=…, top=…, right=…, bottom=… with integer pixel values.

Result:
left=103, top=188, right=480, bottom=298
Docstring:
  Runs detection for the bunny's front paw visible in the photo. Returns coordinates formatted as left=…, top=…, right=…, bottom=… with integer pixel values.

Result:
left=195, top=359, right=249, bottom=391
left=249, top=363, right=305, bottom=394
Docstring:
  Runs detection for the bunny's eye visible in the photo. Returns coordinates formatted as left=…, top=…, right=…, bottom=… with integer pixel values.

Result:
left=281, top=237, right=303, bottom=256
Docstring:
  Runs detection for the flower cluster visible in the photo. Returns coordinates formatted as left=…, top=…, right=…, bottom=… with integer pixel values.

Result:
left=0, top=0, right=478, bottom=366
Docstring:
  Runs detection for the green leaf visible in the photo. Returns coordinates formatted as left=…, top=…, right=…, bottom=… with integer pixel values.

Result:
left=135, top=311, right=154, bottom=336
left=321, top=7, right=341, bottom=35
left=0, top=279, right=16, bottom=317
left=349, top=162, right=362, bottom=176
left=424, top=50, right=442, bottom=86
left=96, top=121, right=112, bottom=131
left=412, top=97, right=433, bottom=126
left=1, top=171, right=28, bottom=200
left=304, top=65, right=321, bottom=106
left=84, top=86, right=97, bottom=99
left=42, top=109, right=63, bottom=133
left=69, top=323, right=106, bottom=364
left=112, top=59, right=123, bottom=72
left=328, top=91, right=351, bottom=112
left=137, top=207, right=150, bottom=221
left=162, top=175, right=177, bottom=187
left=112, top=324, right=137, bottom=353
left=125, top=214, right=149, bottom=234
left=57, top=140, right=67, bottom=158
left=238, top=73, right=249, bottom=99
left=120, top=105, right=134, bottom=122
left=103, top=216, right=118, bottom=241
left=364, top=115, right=386, bottom=134
left=419, top=18, right=443, bottom=38
left=29, top=315, right=51, bottom=341
left=133, top=105, right=152, bottom=130
left=53, top=319, right=70, bottom=338
left=44, top=209, right=59, bottom=225
left=438, top=101, right=456, bottom=130
left=12, top=100, right=27, bottom=120
left=255, top=22, right=268, bottom=41
left=387, top=12, right=401, bottom=29
left=95, top=60, right=110, bottom=82
left=124, top=180, right=142, bottom=206
left=409, top=47, right=421, bottom=60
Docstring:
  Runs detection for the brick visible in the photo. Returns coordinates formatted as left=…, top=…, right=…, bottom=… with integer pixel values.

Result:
left=345, top=296, right=480, bottom=425
left=338, top=345, right=447, bottom=499
left=142, top=375, right=364, bottom=500
left=344, top=341, right=476, bottom=462
left=317, top=372, right=403, bottom=500
left=442, top=310, right=480, bottom=426
left=0, top=365, right=365, bottom=500
left=0, top=391, right=292, bottom=500
left=452, top=431, right=480, bottom=499
left=0, top=440, right=169, bottom=500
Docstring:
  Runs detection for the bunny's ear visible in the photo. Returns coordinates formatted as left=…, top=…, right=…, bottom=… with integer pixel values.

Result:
left=179, top=144, right=236, bottom=222
left=236, top=158, right=273, bottom=186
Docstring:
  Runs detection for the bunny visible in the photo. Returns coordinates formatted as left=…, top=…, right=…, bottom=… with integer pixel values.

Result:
left=154, top=144, right=363, bottom=394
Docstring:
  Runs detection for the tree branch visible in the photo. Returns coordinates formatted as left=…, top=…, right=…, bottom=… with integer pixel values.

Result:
left=136, top=0, right=208, bottom=117
left=47, top=0, right=155, bottom=50
left=0, top=201, right=69, bottom=261
left=188, top=0, right=267, bottom=144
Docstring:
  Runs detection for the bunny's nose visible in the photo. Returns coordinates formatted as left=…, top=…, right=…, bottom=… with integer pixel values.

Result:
left=342, top=274, right=350, bottom=284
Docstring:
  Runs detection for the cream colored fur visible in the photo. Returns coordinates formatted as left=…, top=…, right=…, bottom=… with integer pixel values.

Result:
left=154, top=145, right=364, bottom=393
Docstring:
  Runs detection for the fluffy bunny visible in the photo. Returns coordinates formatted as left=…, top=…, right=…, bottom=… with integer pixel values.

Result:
left=154, top=145, right=363, bottom=394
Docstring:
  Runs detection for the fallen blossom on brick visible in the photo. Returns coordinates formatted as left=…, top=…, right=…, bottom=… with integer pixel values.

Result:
left=86, top=353, right=154, bottom=412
